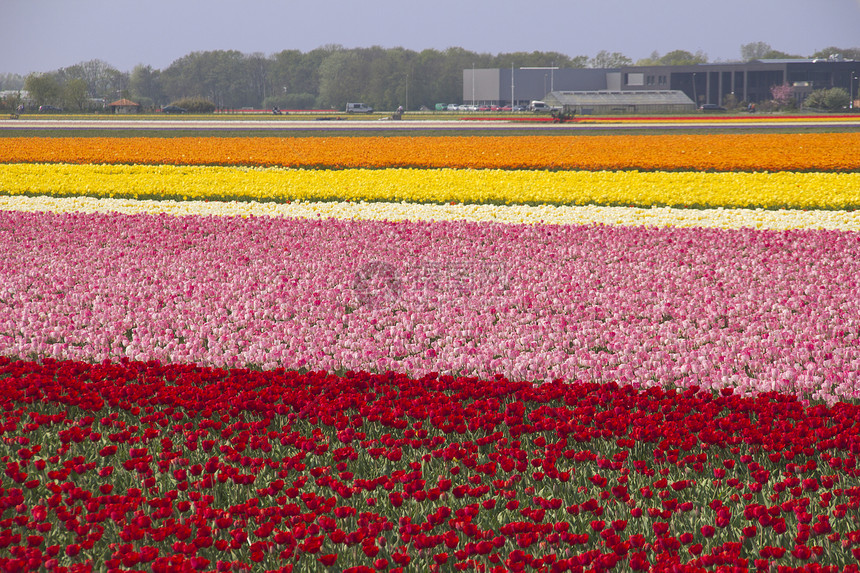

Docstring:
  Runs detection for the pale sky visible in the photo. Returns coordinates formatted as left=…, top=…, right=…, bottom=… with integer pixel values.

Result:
left=3, top=0, right=860, bottom=75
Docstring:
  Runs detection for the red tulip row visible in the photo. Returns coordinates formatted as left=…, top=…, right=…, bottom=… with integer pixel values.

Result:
left=1, top=357, right=859, bottom=572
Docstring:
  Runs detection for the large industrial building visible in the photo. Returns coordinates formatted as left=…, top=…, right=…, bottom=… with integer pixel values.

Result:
left=463, top=58, right=860, bottom=111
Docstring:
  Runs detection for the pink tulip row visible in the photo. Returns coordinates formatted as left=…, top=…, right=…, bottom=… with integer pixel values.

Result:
left=1, top=210, right=858, bottom=404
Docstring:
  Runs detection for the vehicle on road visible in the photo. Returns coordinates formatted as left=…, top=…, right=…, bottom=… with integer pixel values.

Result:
left=700, top=104, right=727, bottom=112
left=38, top=105, right=63, bottom=113
left=345, top=103, right=374, bottom=114
left=161, top=105, right=187, bottom=114
left=529, top=100, right=556, bottom=113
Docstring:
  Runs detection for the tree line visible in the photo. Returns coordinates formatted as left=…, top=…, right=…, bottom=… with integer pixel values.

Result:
left=3, top=43, right=858, bottom=112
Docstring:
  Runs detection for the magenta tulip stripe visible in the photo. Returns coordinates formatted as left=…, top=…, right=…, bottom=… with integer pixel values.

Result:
left=1, top=210, right=858, bottom=406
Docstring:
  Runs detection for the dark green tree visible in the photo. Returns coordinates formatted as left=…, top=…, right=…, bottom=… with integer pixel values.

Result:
left=246, top=52, right=270, bottom=106
left=161, top=50, right=254, bottom=109
left=317, top=49, right=368, bottom=109
left=129, top=64, right=164, bottom=109
left=24, top=73, right=62, bottom=107
left=741, top=42, right=772, bottom=61
left=63, top=78, right=90, bottom=111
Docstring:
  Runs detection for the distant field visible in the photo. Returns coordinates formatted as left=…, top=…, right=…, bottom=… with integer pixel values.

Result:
left=3, top=112, right=860, bottom=138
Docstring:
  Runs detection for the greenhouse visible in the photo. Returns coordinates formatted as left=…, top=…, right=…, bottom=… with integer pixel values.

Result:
left=544, top=90, right=697, bottom=114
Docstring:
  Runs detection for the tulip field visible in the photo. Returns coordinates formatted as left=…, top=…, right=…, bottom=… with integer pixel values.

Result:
left=2, top=126, right=860, bottom=572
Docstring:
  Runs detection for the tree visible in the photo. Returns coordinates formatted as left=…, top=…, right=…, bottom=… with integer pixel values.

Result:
left=824, top=87, right=850, bottom=110
left=739, top=43, right=801, bottom=61
left=803, top=87, right=850, bottom=111
left=493, top=51, right=586, bottom=69
left=129, top=65, right=164, bottom=108
left=60, top=59, right=126, bottom=99
left=63, top=78, right=90, bottom=111
left=410, top=48, right=453, bottom=108
left=363, top=45, right=415, bottom=110
left=245, top=52, right=270, bottom=105
left=0, top=73, right=25, bottom=91
left=811, top=47, right=860, bottom=61
left=269, top=47, right=332, bottom=107
left=636, top=51, right=662, bottom=66
left=24, top=73, right=62, bottom=107
left=761, top=49, right=802, bottom=59
left=317, top=49, right=367, bottom=109
left=741, top=42, right=772, bottom=61
left=770, top=83, right=795, bottom=109
left=0, top=90, right=23, bottom=112
left=589, top=51, right=632, bottom=69
left=161, top=50, right=255, bottom=109
left=659, top=50, right=708, bottom=66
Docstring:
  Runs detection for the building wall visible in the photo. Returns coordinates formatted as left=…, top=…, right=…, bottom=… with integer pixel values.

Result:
left=463, top=68, right=612, bottom=105
left=463, top=68, right=501, bottom=103
left=621, top=61, right=860, bottom=105
left=464, top=61, right=860, bottom=107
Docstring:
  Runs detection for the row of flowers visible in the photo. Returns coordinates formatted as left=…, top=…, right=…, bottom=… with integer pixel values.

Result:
left=1, top=209, right=858, bottom=405
left=1, top=357, right=859, bottom=572
left=2, top=127, right=857, bottom=572
left=575, top=115, right=860, bottom=124
left=4, top=163, right=860, bottom=210
left=4, top=194, right=860, bottom=231
left=3, top=133, right=860, bottom=171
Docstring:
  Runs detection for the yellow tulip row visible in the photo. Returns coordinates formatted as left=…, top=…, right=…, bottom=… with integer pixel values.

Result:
left=4, top=194, right=860, bottom=231
left=3, top=163, right=859, bottom=210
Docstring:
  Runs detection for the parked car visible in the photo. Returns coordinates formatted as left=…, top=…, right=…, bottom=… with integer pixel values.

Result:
left=447, top=104, right=459, bottom=111
left=512, top=105, right=527, bottom=112
left=161, top=105, right=187, bottom=114
left=38, top=105, right=63, bottom=113
left=700, top=104, right=727, bottom=112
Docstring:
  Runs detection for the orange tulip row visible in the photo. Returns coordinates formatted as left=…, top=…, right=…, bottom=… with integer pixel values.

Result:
left=3, top=133, right=860, bottom=171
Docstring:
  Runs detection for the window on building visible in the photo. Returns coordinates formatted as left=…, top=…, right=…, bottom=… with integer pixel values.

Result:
left=626, top=73, right=644, bottom=86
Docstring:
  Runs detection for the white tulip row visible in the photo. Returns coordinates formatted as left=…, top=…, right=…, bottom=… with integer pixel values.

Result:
left=2, top=195, right=860, bottom=231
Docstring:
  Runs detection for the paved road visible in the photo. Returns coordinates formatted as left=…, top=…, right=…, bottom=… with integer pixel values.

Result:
left=3, top=118, right=860, bottom=131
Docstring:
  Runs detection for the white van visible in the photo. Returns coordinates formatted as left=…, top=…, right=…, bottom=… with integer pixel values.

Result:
left=529, top=100, right=554, bottom=112
left=345, top=103, right=374, bottom=114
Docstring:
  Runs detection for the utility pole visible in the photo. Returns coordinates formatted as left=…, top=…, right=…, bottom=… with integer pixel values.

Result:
left=520, top=66, right=559, bottom=98
left=472, top=63, right=475, bottom=105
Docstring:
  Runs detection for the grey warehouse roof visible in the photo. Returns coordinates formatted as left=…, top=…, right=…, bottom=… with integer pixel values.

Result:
left=546, top=90, right=695, bottom=106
